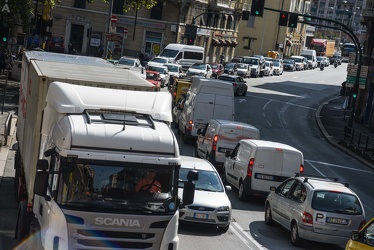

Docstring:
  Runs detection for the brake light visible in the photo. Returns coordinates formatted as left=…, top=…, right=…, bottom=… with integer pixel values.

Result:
left=300, top=164, right=304, bottom=175
left=187, top=120, right=193, bottom=131
left=233, top=83, right=237, bottom=86
left=359, top=220, right=366, bottom=230
left=212, top=135, right=218, bottom=151
left=302, top=212, right=313, bottom=224
left=247, top=158, right=254, bottom=177
left=173, top=92, right=176, bottom=97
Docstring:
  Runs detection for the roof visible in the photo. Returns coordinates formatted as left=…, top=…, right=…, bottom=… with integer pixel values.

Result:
left=46, top=81, right=172, bottom=122
left=180, top=156, right=215, bottom=171
left=299, top=177, right=355, bottom=194
left=214, top=119, right=259, bottom=130
left=241, top=139, right=302, bottom=153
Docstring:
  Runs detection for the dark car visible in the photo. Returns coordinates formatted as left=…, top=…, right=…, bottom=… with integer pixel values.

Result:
left=283, top=59, right=296, bottom=72
left=223, top=62, right=237, bottom=75
left=49, top=37, right=65, bottom=53
left=218, top=74, right=248, bottom=96
left=209, top=63, right=224, bottom=79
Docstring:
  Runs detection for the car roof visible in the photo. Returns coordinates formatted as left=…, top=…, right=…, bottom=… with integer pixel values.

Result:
left=240, top=139, right=301, bottom=152
left=180, top=156, right=215, bottom=171
left=296, top=176, right=356, bottom=194
left=164, top=63, right=181, bottom=67
left=213, top=119, right=258, bottom=129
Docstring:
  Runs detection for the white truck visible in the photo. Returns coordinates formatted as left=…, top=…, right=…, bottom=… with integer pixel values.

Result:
left=300, top=49, right=317, bottom=69
left=14, top=52, right=197, bottom=249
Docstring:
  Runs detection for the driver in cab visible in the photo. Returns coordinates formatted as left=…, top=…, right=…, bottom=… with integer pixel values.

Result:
left=135, top=170, right=162, bottom=193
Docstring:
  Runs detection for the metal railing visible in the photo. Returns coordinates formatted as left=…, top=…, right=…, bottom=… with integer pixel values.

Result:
left=343, top=126, right=374, bottom=162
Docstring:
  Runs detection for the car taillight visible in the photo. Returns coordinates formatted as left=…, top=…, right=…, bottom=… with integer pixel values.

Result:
left=233, top=83, right=237, bottom=86
left=300, top=164, right=304, bottom=175
left=359, top=220, right=366, bottom=230
left=302, top=212, right=313, bottom=224
left=247, top=158, right=254, bottom=177
left=212, top=135, right=218, bottom=151
left=187, top=120, right=193, bottom=131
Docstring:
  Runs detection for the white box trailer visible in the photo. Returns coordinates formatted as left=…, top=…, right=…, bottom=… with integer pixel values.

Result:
left=14, top=53, right=196, bottom=249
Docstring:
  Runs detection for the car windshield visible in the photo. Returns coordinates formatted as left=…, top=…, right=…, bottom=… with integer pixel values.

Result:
left=52, top=37, right=64, bottom=43
left=166, top=65, right=179, bottom=72
left=292, top=58, right=303, bottom=62
left=118, top=58, right=136, bottom=66
left=284, top=60, right=294, bottom=64
left=179, top=169, right=223, bottom=192
left=316, top=57, right=323, bottom=62
left=224, top=63, right=235, bottom=69
left=237, top=64, right=248, bottom=69
left=151, top=58, right=168, bottom=63
left=191, top=64, right=206, bottom=70
left=242, top=58, right=259, bottom=65
left=312, top=191, right=363, bottom=215
left=210, top=64, right=219, bottom=69
left=148, top=66, right=167, bottom=74
left=265, top=62, right=271, bottom=67
left=302, top=55, right=312, bottom=60
left=273, top=61, right=280, bottom=66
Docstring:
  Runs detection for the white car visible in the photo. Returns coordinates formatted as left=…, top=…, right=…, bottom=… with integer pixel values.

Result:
left=235, top=63, right=251, bottom=78
left=272, top=60, right=283, bottom=75
left=147, top=56, right=172, bottom=67
left=164, top=63, right=184, bottom=79
left=264, top=61, right=274, bottom=76
left=186, top=63, right=213, bottom=78
left=178, top=156, right=232, bottom=232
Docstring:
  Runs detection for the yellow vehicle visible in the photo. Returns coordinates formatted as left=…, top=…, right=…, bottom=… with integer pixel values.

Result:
left=346, top=217, right=374, bottom=250
left=170, top=78, right=192, bottom=105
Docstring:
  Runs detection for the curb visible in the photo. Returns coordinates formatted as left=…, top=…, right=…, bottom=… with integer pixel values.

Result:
left=316, top=96, right=374, bottom=170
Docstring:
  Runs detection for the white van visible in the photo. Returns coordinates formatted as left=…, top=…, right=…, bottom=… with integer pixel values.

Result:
left=223, top=139, right=304, bottom=200
left=178, top=77, right=235, bottom=143
left=300, top=49, right=317, bottom=69
left=195, top=119, right=260, bottom=171
left=159, top=43, right=204, bottom=71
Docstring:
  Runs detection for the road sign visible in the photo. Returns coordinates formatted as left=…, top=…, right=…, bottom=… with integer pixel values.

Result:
left=124, top=27, right=128, bottom=34
left=111, top=15, right=117, bottom=23
left=348, top=64, right=358, bottom=76
left=359, top=77, right=366, bottom=89
left=360, top=65, right=368, bottom=78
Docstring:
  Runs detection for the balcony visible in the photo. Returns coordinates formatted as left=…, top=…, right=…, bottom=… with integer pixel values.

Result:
left=362, top=0, right=374, bottom=18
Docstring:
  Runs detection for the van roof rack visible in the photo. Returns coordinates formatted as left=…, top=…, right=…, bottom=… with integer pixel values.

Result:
left=295, top=173, right=349, bottom=187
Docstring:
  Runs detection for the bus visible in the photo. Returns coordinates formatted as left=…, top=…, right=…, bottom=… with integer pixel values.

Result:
left=341, top=43, right=356, bottom=63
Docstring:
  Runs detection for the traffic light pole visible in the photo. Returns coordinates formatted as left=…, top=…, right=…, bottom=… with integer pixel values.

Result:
left=264, top=7, right=362, bottom=128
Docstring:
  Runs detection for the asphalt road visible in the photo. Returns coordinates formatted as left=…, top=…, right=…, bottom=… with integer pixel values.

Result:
left=1, top=65, right=373, bottom=250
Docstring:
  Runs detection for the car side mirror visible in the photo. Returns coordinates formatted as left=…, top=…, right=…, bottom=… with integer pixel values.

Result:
left=197, top=128, right=202, bottom=135
left=351, top=230, right=359, bottom=241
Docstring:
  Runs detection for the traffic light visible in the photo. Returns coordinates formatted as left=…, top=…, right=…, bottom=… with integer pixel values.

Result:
left=187, top=39, right=194, bottom=45
left=250, top=0, right=265, bottom=17
left=352, top=84, right=359, bottom=99
left=288, top=13, right=298, bottom=28
left=278, top=12, right=289, bottom=26
left=0, top=26, right=8, bottom=43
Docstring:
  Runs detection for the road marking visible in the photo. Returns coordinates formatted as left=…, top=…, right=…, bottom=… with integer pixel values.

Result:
left=232, top=222, right=268, bottom=250
left=262, top=100, right=272, bottom=127
left=246, top=94, right=316, bottom=111
left=238, top=99, right=247, bottom=103
left=306, top=159, right=374, bottom=174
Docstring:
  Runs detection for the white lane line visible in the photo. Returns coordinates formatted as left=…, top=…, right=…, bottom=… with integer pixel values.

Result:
left=304, top=160, right=326, bottom=177
left=263, top=100, right=273, bottom=127
left=230, top=224, right=255, bottom=249
left=246, top=94, right=316, bottom=111
left=306, top=160, right=374, bottom=174
left=232, top=222, right=268, bottom=250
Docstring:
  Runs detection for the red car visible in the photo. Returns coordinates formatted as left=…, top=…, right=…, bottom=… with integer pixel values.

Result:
left=208, top=63, right=224, bottom=79
left=146, top=70, right=161, bottom=88
left=49, top=37, right=65, bottom=53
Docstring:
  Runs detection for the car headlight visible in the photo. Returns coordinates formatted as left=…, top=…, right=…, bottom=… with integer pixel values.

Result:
left=217, top=206, right=230, bottom=212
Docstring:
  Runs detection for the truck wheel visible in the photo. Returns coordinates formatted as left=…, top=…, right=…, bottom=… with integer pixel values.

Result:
left=15, top=201, right=31, bottom=241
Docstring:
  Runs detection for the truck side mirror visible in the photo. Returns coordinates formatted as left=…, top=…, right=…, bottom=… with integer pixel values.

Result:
left=37, top=159, right=49, bottom=170
left=182, top=170, right=198, bottom=205
left=34, top=171, right=51, bottom=201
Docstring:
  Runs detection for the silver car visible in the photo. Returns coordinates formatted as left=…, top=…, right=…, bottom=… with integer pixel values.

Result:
left=265, top=175, right=366, bottom=246
left=178, top=156, right=232, bottom=232
left=218, top=74, right=248, bottom=96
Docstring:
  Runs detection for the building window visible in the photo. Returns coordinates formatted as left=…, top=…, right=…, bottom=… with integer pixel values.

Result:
left=150, top=2, right=163, bottom=20
left=74, top=0, right=86, bottom=9
left=113, top=0, right=125, bottom=15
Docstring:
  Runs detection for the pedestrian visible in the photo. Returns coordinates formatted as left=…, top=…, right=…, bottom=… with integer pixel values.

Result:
left=220, top=53, right=225, bottom=64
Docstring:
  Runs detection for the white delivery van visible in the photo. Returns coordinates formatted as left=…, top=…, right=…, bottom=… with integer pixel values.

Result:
left=300, top=49, right=317, bottom=69
left=224, top=139, right=304, bottom=200
left=159, top=43, right=205, bottom=71
left=195, top=119, right=260, bottom=172
left=178, top=77, right=235, bottom=143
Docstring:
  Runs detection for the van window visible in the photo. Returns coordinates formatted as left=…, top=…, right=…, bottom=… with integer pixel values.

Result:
left=231, top=143, right=240, bottom=157
left=184, top=51, right=204, bottom=60
left=176, top=52, right=182, bottom=60
left=159, top=49, right=178, bottom=58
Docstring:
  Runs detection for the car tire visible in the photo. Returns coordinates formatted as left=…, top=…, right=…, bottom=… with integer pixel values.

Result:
left=238, top=181, right=248, bottom=201
left=265, top=203, right=275, bottom=226
left=290, top=222, right=303, bottom=246
left=235, top=88, right=240, bottom=96
left=218, top=224, right=230, bottom=233
left=241, top=87, right=247, bottom=96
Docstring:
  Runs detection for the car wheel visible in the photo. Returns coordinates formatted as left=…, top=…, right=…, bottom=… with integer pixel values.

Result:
left=290, top=222, right=303, bottom=246
left=241, top=87, right=247, bottom=96
left=218, top=224, right=230, bottom=233
left=265, top=203, right=275, bottom=226
left=238, top=181, right=248, bottom=201
left=235, top=88, right=240, bottom=96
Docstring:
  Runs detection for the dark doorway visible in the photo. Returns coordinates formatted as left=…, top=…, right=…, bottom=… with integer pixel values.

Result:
left=70, top=24, right=84, bottom=54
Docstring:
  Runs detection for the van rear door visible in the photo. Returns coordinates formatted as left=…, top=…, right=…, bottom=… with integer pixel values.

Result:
left=281, top=150, right=302, bottom=176
left=213, top=95, right=234, bottom=120
left=194, top=93, right=215, bottom=130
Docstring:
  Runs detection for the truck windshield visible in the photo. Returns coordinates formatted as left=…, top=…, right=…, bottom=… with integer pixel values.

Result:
left=56, top=160, right=178, bottom=214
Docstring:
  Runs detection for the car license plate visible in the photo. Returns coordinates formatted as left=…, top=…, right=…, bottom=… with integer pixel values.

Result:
left=256, top=174, right=274, bottom=180
left=194, top=213, right=208, bottom=219
left=326, top=217, right=349, bottom=225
